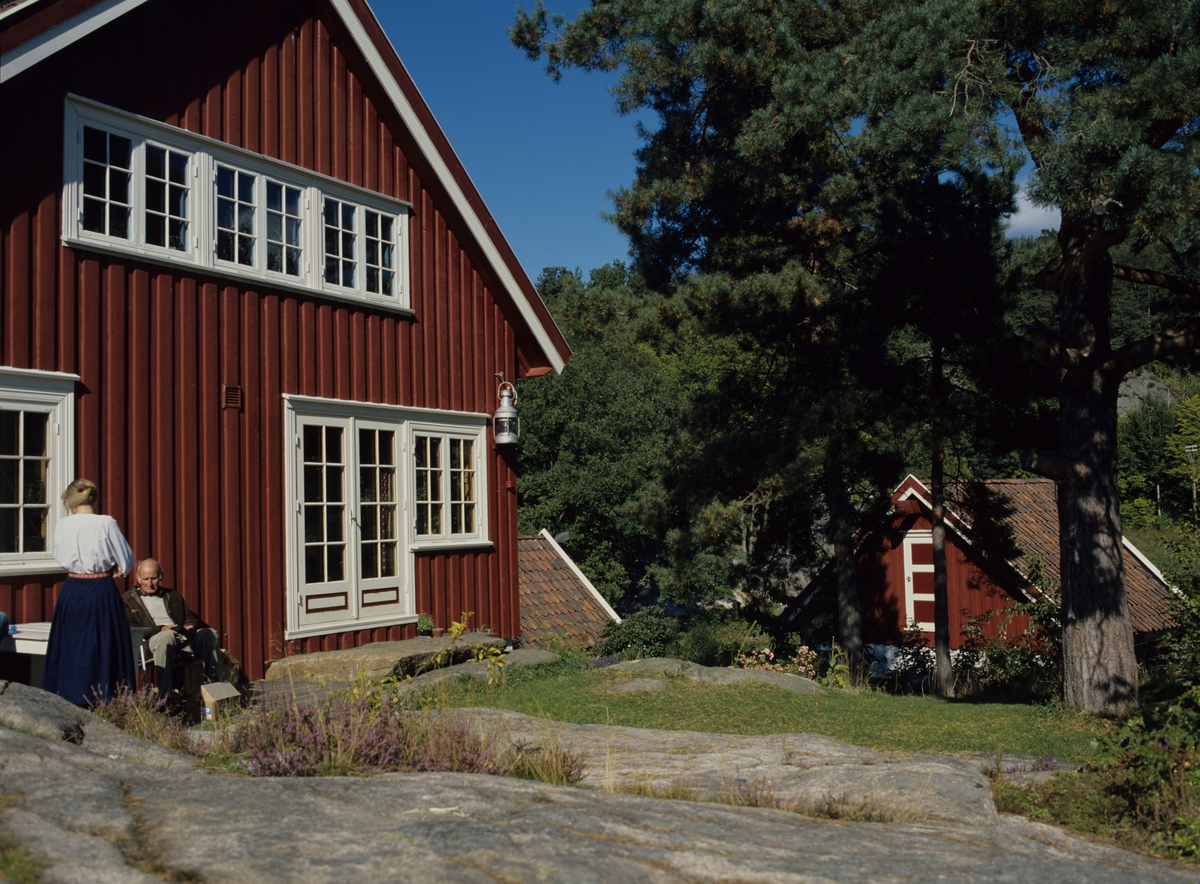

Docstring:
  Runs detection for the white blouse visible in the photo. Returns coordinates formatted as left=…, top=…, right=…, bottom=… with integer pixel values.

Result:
left=52, top=514, right=134, bottom=576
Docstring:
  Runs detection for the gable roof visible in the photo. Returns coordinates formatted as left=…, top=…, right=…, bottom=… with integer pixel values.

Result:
left=0, top=0, right=570, bottom=377
left=518, top=530, right=620, bottom=649
left=893, top=475, right=1175, bottom=635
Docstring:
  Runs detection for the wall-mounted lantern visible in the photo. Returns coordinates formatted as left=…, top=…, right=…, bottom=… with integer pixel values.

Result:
left=493, top=372, right=519, bottom=446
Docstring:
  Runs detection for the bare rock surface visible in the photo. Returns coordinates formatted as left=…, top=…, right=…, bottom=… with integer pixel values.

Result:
left=608, top=656, right=824, bottom=695
left=0, top=682, right=1193, bottom=883
left=262, top=632, right=507, bottom=683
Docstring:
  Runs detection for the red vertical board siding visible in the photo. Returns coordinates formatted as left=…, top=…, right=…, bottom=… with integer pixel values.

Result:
left=0, top=0, right=535, bottom=676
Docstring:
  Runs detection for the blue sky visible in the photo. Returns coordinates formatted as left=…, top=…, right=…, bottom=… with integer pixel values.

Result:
left=378, top=2, right=1057, bottom=283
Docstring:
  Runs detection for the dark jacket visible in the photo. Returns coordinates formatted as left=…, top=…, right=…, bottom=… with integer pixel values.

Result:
left=121, top=588, right=206, bottom=642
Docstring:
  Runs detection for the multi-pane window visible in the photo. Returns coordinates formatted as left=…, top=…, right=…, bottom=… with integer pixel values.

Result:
left=301, top=425, right=346, bottom=585
left=324, top=198, right=357, bottom=289
left=448, top=438, right=476, bottom=535
left=144, top=144, right=190, bottom=251
left=0, top=368, right=76, bottom=576
left=267, top=181, right=303, bottom=277
left=414, top=433, right=478, bottom=540
left=358, top=428, right=397, bottom=580
left=284, top=397, right=488, bottom=638
left=66, top=97, right=410, bottom=308
left=0, top=411, right=49, bottom=554
left=216, top=165, right=255, bottom=266
left=364, top=211, right=395, bottom=296
left=81, top=126, right=132, bottom=239
left=414, top=435, right=442, bottom=536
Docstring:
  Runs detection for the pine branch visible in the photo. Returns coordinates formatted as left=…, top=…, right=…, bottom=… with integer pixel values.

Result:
left=1115, top=324, right=1200, bottom=374
left=1113, top=264, right=1200, bottom=298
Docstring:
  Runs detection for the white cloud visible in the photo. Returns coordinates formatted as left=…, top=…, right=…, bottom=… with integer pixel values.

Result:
left=1004, top=189, right=1060, bottom=238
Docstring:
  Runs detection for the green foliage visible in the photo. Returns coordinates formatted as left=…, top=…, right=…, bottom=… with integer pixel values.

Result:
left=955, top=594, right=1062, bottom=697
left=996, top=685, right=1200, bottom=863
left=593, top=608, right=681, bottom=659
left=517, top=266, right=685, bottom=604
left=674, top=610, right=771, bottom=666
left=1119, top=394, right=1177, bottom=528
left=1165, top=395, right=1200, bottom=527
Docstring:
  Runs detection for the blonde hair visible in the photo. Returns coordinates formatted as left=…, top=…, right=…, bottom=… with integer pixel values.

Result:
left=61, top=478, right=99, bottom=510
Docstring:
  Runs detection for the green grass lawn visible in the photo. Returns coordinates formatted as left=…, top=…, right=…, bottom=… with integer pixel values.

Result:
left=422, top=660, right=1110, bottom=763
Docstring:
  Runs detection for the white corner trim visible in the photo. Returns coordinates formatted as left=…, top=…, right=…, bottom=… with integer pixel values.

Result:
left=326, top=0, right=566, bottom=375
left=539, top=528, right=621, bottom=623
left=1, top=0, right=153, bottom=82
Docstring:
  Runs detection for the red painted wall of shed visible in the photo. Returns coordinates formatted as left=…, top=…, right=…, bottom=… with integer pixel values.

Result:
left=0, top=0, right=529, bottom=678
left=855, top=512, right=1030, bottom=649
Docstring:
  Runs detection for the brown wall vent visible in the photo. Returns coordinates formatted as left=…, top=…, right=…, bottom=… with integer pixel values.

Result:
left=221, top=384, right=244, bottom=410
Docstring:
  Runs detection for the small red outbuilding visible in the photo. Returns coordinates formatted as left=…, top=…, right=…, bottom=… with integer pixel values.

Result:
left=795, top=476, right=1175, bottom=651
left=0, top=0, right=570, bottom=678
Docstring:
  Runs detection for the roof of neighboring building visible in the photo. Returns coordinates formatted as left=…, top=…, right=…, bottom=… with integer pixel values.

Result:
left=0, top=0, right=570, bottom=377
left=518, top=530, right=620, bottom=649
left=893, top=475, right=1176, bottom=635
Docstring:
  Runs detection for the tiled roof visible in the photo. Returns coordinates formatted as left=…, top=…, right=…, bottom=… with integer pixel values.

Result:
left=518, top=531, right=620, bottom=649
left=957, top=479, right=1176, bottom=635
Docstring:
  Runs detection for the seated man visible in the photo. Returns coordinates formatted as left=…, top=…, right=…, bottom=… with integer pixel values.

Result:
left=122, top=558, right=220, bottom=695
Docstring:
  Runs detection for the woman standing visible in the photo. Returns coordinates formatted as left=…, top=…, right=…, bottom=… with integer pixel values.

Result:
left=41, top=478, right=135, bottom=705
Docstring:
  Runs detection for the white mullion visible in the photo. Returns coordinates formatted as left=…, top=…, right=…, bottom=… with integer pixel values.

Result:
left=346, top=415, right=361, bottom=621
left=196, top=153, right=215, bottom=272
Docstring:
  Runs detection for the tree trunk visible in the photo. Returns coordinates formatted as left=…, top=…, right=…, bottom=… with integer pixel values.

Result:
left=824, top=451, right=864, bottom=670
left=930, top=343, right=955, bottom=697
left=1052, top=216, right=1139, bottom=719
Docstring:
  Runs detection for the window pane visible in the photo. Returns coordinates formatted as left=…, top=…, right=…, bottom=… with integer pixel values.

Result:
left=326, top=506, right=343, bottom=542
left=304, top=544, right=324, bottom=584
left=237, top=234, right=253, bottom=266
left=360, top=467, right=376, bottom=503
left=286, top=189, right=300, bottom=216
left=169, top=152, right=188, bottom=184
left=286, top=248, right=300, bottom=276
left=0, top=461, right=17, bottom=504
left=326, top=545, right=344, bottom=581
left=146, top=180, right=165, bottom=214
left=0, top=413, right=17, bottom=455
left=303, top=465, right=323, bottom=502
left=358, top=428, right=374, bottom=463
left=217, top=166, right=234, bottom=197
left=379, top=504, right=395, bottom=539
left=109, top=168, right=129, bottom=204
left=146, top=145, right=165, bottom=180
left=303, top=425, right=322, bottom=462
left=379, top=431, right=394, bottom=465
left=237, top=171, right=254, bottom=201
left=304, top=505, right=323, bottom=543
left=83, top=198, right=105, bottom=233
left=414, top=437, right=427, bottom=469
left=325, top=466, right=343, bottom=502
left=361, top=505, right=377, bottom=540
left=361, top=544, right=377, bottom=579
left=451, top=506, right=461, bottom=534
left=22, top=460, right=46, bottom=504
left=267, top=214, right=282, bottom=242
left=430, top=506, right=441, bottom=534
left=238, top=205, right=254, bottom=235
left=325, top=427, right=343, bottom=462
left=217, top=231, right=235, bottom=263
left=22, top=508, right=46, bottom=553
left=110, top=135, right=131, bottom=169
left=109, top=205, right=130, bottom=239
left=286, top=218, right=301, bottom=246
left=267, top=243, right=282, bottom=272
left=83, top=163, right=106, bottom=197
left=380, top=542, right=396, bottom=577
left=0, top=510, right=16, bottom=553
left=379, top=468, right=395, bottom=503
left=83, top=126, right=108, bottom=163
left=416, top=507, right=428, bottom=535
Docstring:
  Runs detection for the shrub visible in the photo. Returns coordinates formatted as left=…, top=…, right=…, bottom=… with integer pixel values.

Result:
left=675, top=611, right=770, bottom=666
left=736, top=645, right=818, bottom=679
left=240, top=688, right=510, bottom=778
left=90, top=686, right=194, bottom=754
left=954, top=594, right=1061, bottom=696
left=594, top=608, right=680, bottom=660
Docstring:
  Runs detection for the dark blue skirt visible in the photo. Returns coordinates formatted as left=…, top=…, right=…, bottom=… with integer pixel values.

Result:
left=41, top=575, right=135, bottom=705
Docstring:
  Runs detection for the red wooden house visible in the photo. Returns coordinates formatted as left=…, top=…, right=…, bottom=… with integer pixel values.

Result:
left=0, top=0, right=570, bottom=679
left=794, top=476, right=1175, bottom=653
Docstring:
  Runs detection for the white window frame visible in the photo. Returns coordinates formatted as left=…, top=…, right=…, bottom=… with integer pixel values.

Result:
left=408, top=419, right=489, bottom=550
left=0, top=367, right=78, bottom=577
left=63, top=95, right=412, bottom=312
left=282, top=395, right=490, bottom=639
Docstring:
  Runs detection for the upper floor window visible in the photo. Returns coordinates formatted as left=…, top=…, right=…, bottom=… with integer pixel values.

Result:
left=63, top=96, right=411, bottom=311
left=0, top=368, right=78, bottom=576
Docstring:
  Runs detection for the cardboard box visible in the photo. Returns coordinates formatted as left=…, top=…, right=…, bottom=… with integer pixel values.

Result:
left=200, top=682, right=241, bottom=721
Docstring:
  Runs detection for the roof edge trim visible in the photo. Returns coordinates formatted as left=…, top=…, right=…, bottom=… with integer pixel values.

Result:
left=327, top=0, right=567, bottom=375
left=1, top=0, right=152, bottom=81
left=538, top=529, right=621, bottom=623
